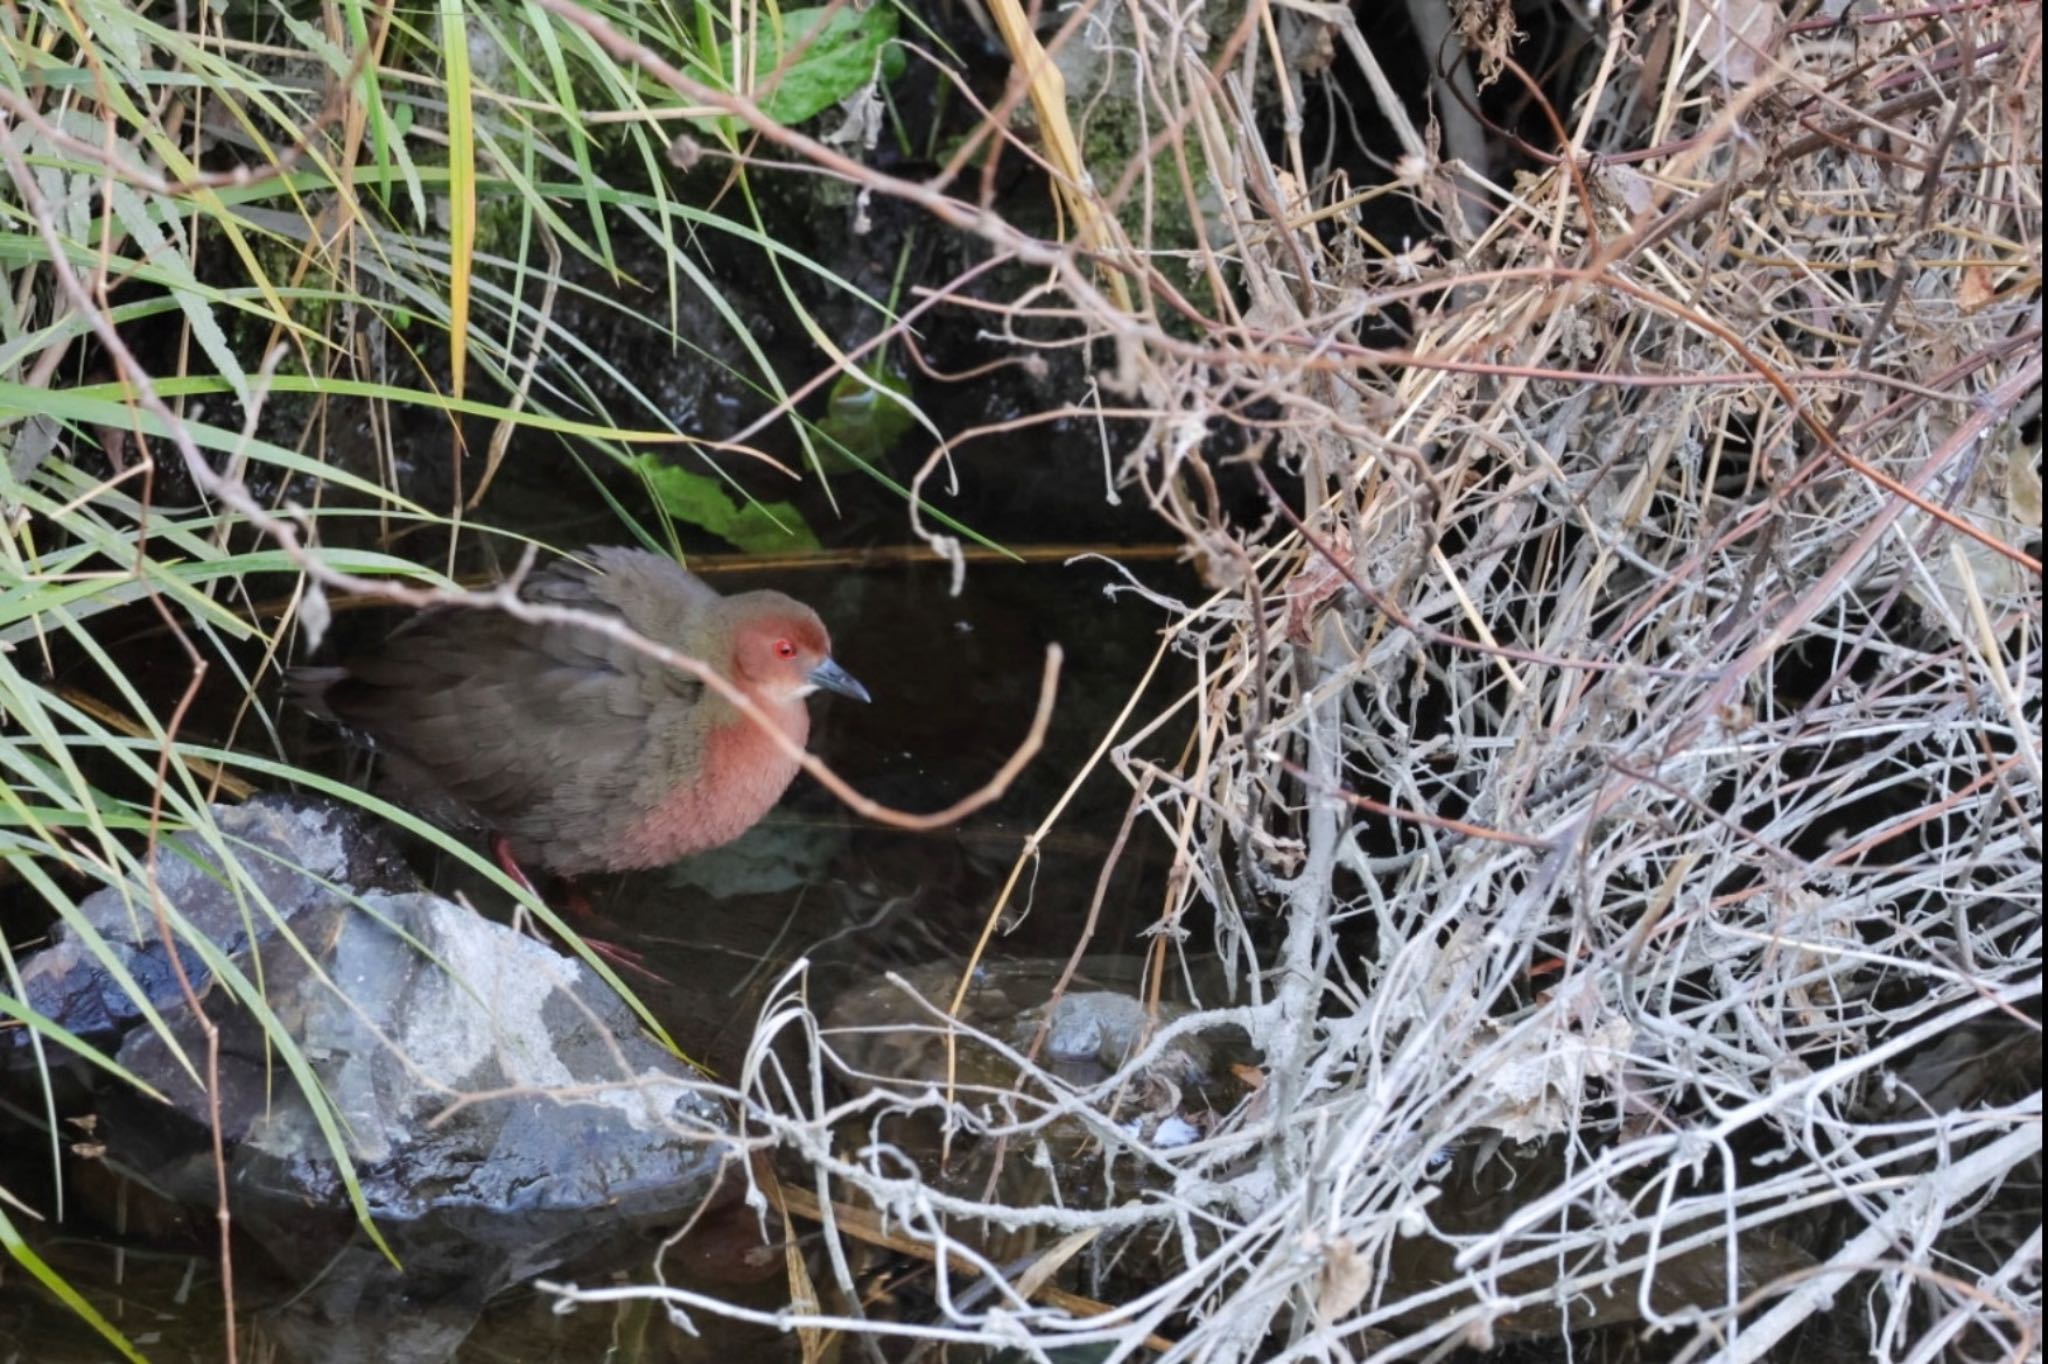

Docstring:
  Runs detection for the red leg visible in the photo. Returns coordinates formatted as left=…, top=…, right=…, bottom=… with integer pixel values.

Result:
left=490, top=836, right=664, bottom=985
left=558, top=877, right=597, bottom=920
left=580, top=937, right=666, bottom=986
left=491, top=835, right=540, bottom=898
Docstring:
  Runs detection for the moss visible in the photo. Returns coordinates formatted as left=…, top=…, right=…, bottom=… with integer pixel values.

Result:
left=1002, top=0, right=1243, bottom=261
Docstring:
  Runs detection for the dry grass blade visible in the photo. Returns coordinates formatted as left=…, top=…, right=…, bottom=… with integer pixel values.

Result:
left=707, top=1, right=2043, bottom=1359
left=766, top=1176, right=1179, bottom=1354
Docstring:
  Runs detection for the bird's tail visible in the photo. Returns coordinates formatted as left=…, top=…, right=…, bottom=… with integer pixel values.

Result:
left=284, top=666, right=347, bottom=722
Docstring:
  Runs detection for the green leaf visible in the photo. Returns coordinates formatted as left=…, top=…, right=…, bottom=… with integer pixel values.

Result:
left=0, top=1204, right=150, bottom=1363
left=104, top=181, right=248, bottom=410
left=739, top=5, right=905, bottom=131
left=441, top=0, right=477, bottom=399
left=819, top=359, right=913, bottom=468
left=629, top=454, right=821, bottom=554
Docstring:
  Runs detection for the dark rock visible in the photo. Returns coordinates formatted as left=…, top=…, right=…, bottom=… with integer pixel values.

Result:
left=7, top=792, right=413, bottom=1056
left=111, top=884, right=731, bottom=1363
left=822, top=959, right=1250, bottom=1187
left=10, top=794, right=733, bottom=1364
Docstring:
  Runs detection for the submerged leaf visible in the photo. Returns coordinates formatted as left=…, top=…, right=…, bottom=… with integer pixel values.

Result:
left=630, top=454, right=821, bottom=554
left=716, top=6, right=905, bottom=133
left=298, top=578, right=332, bottom=653
left=819, top=361, right=913, bottom=467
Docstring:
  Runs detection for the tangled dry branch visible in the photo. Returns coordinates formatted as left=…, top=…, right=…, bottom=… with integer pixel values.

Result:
left=539, top=0, right=2045, bottom=1359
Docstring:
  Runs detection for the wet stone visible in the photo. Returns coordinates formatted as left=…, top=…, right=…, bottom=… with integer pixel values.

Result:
left=822, top=958, right=1248, bottom=1181
left=11, top=794, right=734, bottom=1364
left=6, top=792, right=414, bottom=1056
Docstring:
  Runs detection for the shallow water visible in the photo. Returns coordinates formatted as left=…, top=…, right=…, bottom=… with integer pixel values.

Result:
left=1, top=197, right=1216, bottom=1352
left=0, top=543, right=1201, bottom=1363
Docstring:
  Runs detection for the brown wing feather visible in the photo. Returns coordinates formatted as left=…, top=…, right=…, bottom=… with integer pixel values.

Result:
left=298, top=548, right=731, bottom=870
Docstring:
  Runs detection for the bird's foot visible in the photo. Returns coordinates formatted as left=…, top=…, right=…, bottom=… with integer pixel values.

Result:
left=488, top=839, right=667, bottom=985
left=491, top=835, right=541, bottom=898
left=576, top=934, right=669, bottom=987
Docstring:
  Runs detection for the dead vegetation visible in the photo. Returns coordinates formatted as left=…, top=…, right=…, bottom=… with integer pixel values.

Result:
left=5, top=0, right=2032, bottom=1356
left=655, top=0, right=2043, bottom=1358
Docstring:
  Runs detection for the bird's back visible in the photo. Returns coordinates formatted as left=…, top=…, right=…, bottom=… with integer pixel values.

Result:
left=290, top=548, right=733, bottom=873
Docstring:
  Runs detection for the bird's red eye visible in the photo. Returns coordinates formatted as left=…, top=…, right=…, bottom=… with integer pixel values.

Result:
left=774, top=638, right=797, bottom=660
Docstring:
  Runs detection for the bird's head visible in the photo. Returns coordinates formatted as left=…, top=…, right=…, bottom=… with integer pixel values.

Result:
left=728, top=594, right=870, bottom=706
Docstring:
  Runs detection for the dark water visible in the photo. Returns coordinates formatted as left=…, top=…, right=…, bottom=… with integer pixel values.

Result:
left=0, top=519, right=1202, bottom=1362
left=377, top=546, right=1207, bottom=1085
left=0, top=168, right=1219, bottom=1354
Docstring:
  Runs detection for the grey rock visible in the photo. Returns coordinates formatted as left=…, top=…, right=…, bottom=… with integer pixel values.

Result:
left=7, top=792, right=413, bottom=1053
left=12, top=794, right=732, bottom=1364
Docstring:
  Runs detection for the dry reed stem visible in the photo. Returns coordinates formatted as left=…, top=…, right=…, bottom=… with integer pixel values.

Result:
left=22, top=0, right=2026, bottom=1355
left=630, top=0, right=2045, bottom=1359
